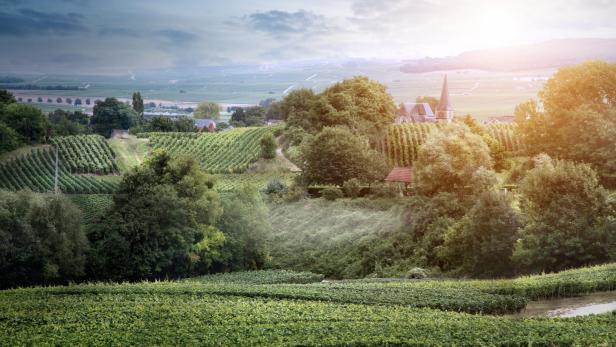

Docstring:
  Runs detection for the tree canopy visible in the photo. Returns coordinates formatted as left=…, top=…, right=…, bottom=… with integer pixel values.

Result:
left=91, top=98, right=138, bottom=137
left=0, top=103, right=47, bottom=144
left=194, top=101, right=220, bottom=120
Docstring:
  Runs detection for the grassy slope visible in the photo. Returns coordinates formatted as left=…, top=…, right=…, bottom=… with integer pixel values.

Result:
left=107, top=135, right=149, bottom=173
left=268, top=198, right=405, bottom=278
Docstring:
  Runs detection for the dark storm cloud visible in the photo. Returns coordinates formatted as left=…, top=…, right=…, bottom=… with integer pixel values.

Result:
left=0, top=8, right=87, bottom=36
left=247, top=10, right=327, bottom=37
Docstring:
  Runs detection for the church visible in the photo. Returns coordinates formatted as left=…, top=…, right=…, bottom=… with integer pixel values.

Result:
left=394, top=75, right=454, bottom=123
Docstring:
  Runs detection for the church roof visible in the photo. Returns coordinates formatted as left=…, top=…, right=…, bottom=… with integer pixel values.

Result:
left=436, top=75, right=453, bottom=112
left=385, top=167, right=412, bottom=183
left=400, top=102, right=434, bottom=117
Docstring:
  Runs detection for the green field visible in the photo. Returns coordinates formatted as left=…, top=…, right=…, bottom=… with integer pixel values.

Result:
left=1, top=266, right=615, bottom=346
left=107, top=134, right=149, bottom=173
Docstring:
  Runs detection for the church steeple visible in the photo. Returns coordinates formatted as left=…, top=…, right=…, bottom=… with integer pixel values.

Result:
left=436, top=75, right=453, bottom=123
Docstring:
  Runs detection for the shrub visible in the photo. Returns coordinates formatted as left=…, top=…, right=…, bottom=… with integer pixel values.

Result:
left=406, top=267, right=428, bottom=279
left=342, top=178, right=362, bottom=198
left=260, top=133, right=277, bottom=159
left=263, top=178, right=287, bottom=195
left=321, top=186, right=343, bottom=201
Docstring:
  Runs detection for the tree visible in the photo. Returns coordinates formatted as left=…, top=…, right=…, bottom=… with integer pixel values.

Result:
left=148, top=116, right=176, bottom=132
left=458, top=115, right=506, bottom=170
left=265, top=100, right=283, bottom=120
left=513, top=158, right=615, bottom=273
left=231, top=106, right=266, bottom=127
left=260, top=133, right=277, bottom=159
left=416, top=95, right=439, bottom=112
left=215, top=185, right=271, bottom=271
left=174, top=117, right=197, bottom=132
left=0, top=90, right=16, bottom=105
left=515, top=61, right=616, bottom=187
left=0, top=190, right=88, bottom=288
left=87, top=150, right=224, bottom=281
left=281, top=77, right=396, bottom=142
left=0, top=103, right=47, bottom=144
left=194, top=101, right=220, bottom=120
left=132, top=91, right=144, bottom=115
left=230, top=107, right=246, bottom=126
left=0, top=122, right=19, bottom=154
left=90, top=98, right=138, bottom=137
left=301, top=126, right=388, bottom=186
left=440, top=190, right=520, bottom=277
left=47, top=109, right=88, bottom=136
left=414, top=124, right=493, bottom=197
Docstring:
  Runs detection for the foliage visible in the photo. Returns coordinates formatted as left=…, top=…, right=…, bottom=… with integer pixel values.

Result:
left=515, top=61, right=616, bottom=187
left=231, top=106, right=266, bottom=126
left=0, top=190, right=87, bottom=288
left=193, top=101, right=220, bottom=120
left=415, top=95, right=439, bottom=112
left=301, top=127, right=388, bottom=186
left=47, top=109, right=89, bottom=136
left=513, top=158, right=615, bottom=273
left=87, top=150, right=224, bottom=281
left=384, top=123, right=521, bottom=167
left=0, top=147, right=118, bottom=194
left=190, top=269, right=323, bottom=284
left=69, top=194, right=113, bottom=225
left=146, top=127, right=277, bottom=173
left=0, top=103, right=47, bottom=144
left=215, top=185, right=272, bottom=271
left=321, top=186, right=344, bottom=201
left=213, top=173, right=296, bottom=193
left=131, top=92, right=144, bottom=115
left=0, top=122, right=19, bottom=154
left=50, top=135, right=119, bottom=174
left=262, top=177, right=287, bottom=195
left=0, top=89, right=16, bottom=104
left=342, top=178, right=362, bottom=198
left=2, top=284, right=615, bottom=346
left=91, top=98, right=138, bottom=137
left=259, top=133, right=276, bottom=159
left=281, top=77, right=396, bottom=143
left=439, top=190, right=520, bottom=277
left=413, top=123, right=493, bottom=196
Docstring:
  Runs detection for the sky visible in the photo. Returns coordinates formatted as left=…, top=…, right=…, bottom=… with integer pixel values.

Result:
left=1, top=0, right=616, bottom=74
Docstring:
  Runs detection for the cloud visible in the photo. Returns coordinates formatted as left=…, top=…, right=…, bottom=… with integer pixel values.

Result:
left=156, top=29, right=198, bottom=46
left=50, top=53, right=100, bottom=66
left=246, top=10, right=329, bottom=37
left=0, top=8, right=87, bottom=36
left=98, top=27, right=140, bottom=37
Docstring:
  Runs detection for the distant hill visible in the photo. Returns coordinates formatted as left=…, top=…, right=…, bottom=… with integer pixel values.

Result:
left=400, top=39, right=616, bottom=73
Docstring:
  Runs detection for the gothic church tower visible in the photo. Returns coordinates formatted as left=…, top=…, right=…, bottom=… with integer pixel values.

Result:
left=435, top=75, right=454, bottom=123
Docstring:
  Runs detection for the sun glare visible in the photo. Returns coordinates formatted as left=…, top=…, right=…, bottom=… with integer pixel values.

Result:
left=476, top=8, right=519, bottom=48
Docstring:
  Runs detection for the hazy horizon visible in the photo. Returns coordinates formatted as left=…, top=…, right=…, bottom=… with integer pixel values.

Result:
left=2, top=0, right=616, bottom=74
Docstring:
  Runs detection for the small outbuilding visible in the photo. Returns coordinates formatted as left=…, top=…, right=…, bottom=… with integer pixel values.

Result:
left=385, top=167, right=412, bottom=196
left=194, top=119, right=217, bottom=132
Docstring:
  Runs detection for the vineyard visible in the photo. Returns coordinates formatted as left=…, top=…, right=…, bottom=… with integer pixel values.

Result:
left=146, top=127, right=276, bottom=174
left=2, top=266, right=616, bottom=346
left=384, top=123, right=524, bottom=167
left=50, top=135, right=119, bottom=174
left=213, top=173, right=297, bottom=192
left=70, top=194, right=114, bottom=224
left=0, top=147, right=117, bottom=194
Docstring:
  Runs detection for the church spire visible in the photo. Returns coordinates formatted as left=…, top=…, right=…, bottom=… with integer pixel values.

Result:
left=436, top=75, right=453, bottom=122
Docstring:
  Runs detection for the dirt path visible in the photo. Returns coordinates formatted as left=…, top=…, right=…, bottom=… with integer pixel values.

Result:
left=275, top=141, right=301, bottom=172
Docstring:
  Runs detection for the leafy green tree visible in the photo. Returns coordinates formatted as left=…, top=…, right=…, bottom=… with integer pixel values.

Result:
left=265, top=100, right=283, bottom=120
left=88, top=150, right=224, bottom=281
left=281, top=77, right=395, bottom=142
left=515, top=61, right=616, bottom=187
left=0, top=89, right=16, bottom=105
left=260, top=133, right=276, bottom=159
left=440, top=190, right=520, bottom=277
left=0, top=103, right=47, bottom=144
left=513, top=158, right=615, bottom=273
left=458, top=115, right=506, bottom=170
left=301, top=126, right=388, bottom=186
left=90, top=98, right=138, bottom=137
left=47, top=109, right=88, bottom=136
left=215, top=185, right=271, bottom=271
left=148, top=116, right=176, bottom=132
left=132, top=91, right=144, bottom=115
left=231, top=107, right=266, bottom=126
left=175, top=116, right=197, bottom=132
left=194, top=101, right=220, bottom=119
left=0, top=122, right=19, bottom=154
left=414, top=124, right=493, bottom=197
left=0, top=190, right=88, bottom=288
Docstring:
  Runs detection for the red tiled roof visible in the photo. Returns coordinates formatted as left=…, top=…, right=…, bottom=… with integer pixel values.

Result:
left=385, top=167, right=412, bottom=183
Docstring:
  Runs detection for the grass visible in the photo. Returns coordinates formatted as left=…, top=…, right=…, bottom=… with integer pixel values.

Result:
left=0, top=144, right=51, bottom=162
left=267, top=198, right=406, bottom=278
left=107, top=135, right=149, bottom=173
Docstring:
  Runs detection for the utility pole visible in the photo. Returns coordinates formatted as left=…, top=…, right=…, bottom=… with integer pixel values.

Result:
left=54, top=146, right=59, bottom=194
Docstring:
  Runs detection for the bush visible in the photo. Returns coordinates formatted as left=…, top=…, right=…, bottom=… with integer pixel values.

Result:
left=406, top=267, right=428, bottom=279
left=342, top=178, right=362, bottom=198
left=260, top=133, right=277, bottom=159
left=284, top=185, right=306, bottom=202
left=369, top=183, right=399, bottom=198
left=263, top=178, right=287, bottom=195
left=321, top=186, right=343, bottom=201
